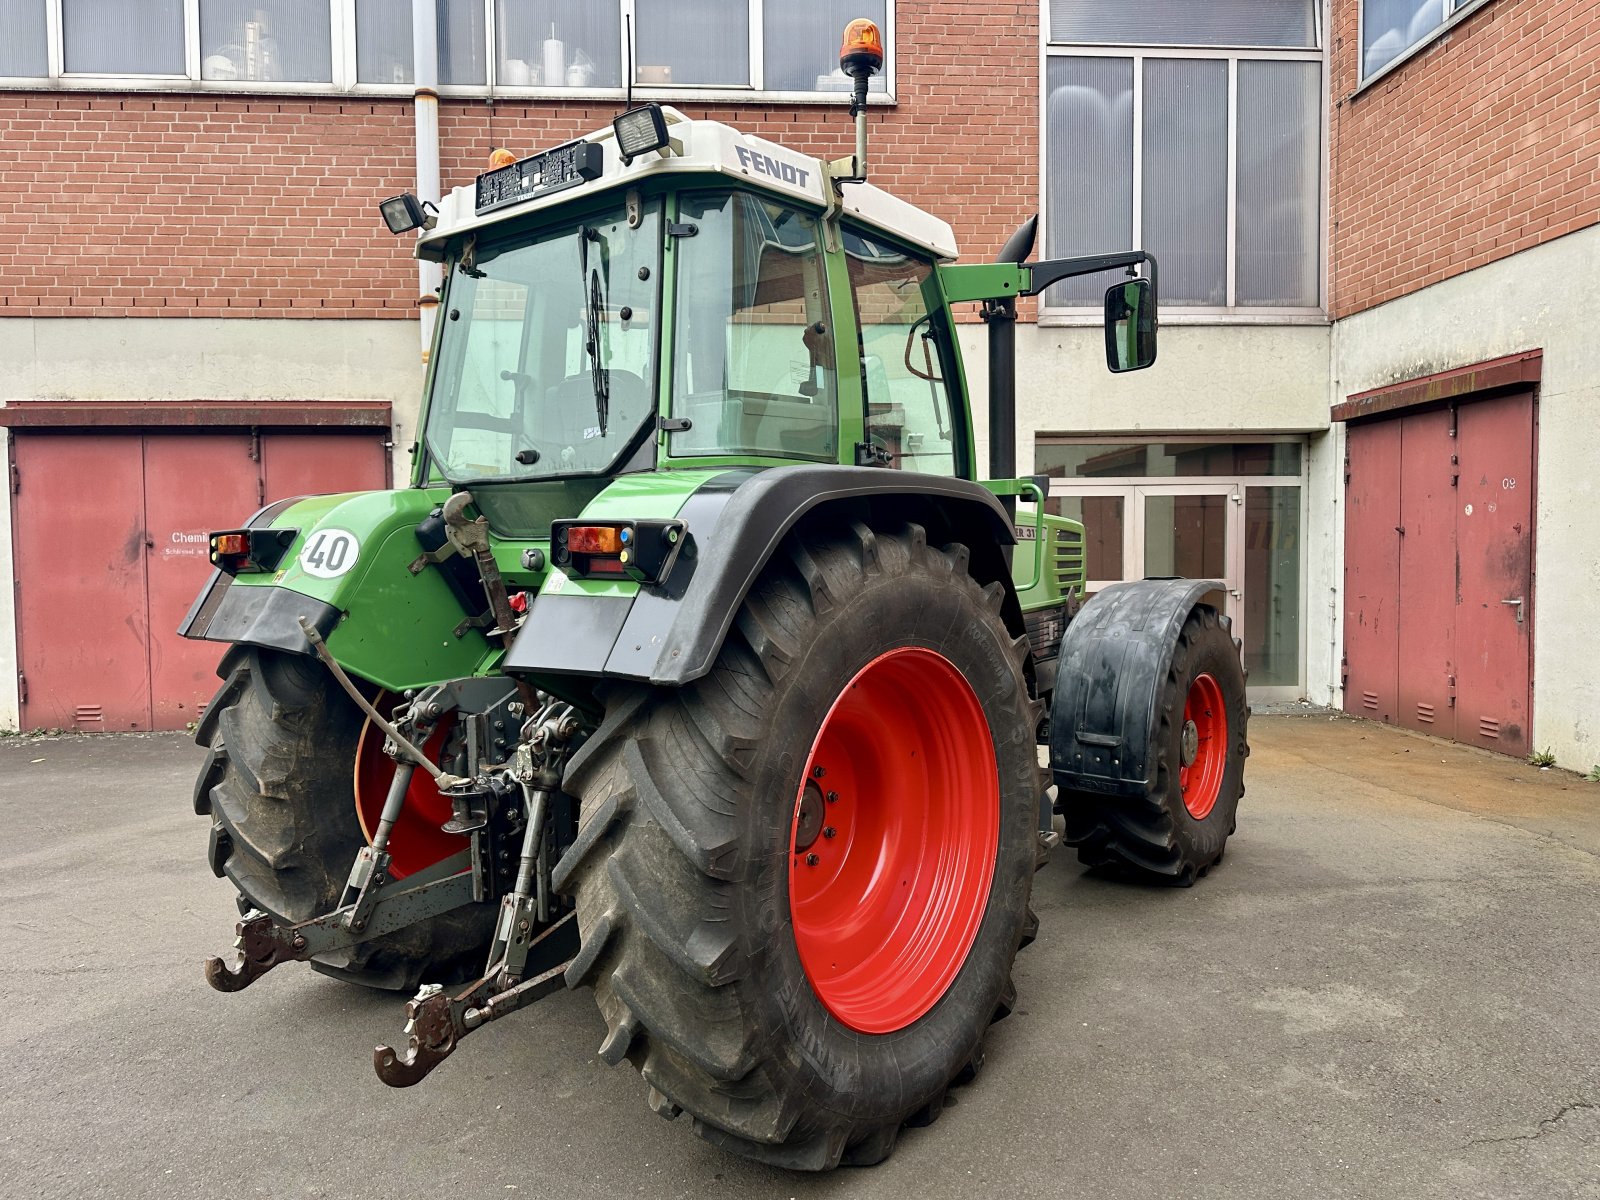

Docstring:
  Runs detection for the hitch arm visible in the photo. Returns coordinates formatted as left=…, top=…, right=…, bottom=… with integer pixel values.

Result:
left=373, top=911, right=576, bottom=1087
left=203, top=853, right=475, bottom=992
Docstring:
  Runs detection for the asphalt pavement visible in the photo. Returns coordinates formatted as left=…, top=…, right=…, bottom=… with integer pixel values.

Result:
left=2, top=714, right=1596, bottom=1200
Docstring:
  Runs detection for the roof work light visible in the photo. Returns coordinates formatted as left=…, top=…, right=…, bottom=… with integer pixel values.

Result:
left=378, top=192, right=429, bottom=235
left=613, top=103, right=670, bottom=165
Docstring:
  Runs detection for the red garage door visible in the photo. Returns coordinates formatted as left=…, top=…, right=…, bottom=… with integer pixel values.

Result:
left=1343, top=389, right=1535, bottom=756
left=10, top=417, right=390, bottom=732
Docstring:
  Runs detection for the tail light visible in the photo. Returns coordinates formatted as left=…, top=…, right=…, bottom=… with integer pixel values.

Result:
left=550, top=519, right=687, bottom=584
left=210, top=528, right=298, bottom=576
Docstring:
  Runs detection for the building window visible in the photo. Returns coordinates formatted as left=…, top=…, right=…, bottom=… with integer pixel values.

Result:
left=200, top=0, right=332, bottom=84
left=63, top=0, right=184, bottom=76
left=0, top=0, right=49, bottom=77
left=1044, top=0, right=1323, bottom=315
left=1361, top=0, right=1483, bottom=81
left=1, top=0, right=894, bottom=98
left=355, top=0, right=486, bottom=86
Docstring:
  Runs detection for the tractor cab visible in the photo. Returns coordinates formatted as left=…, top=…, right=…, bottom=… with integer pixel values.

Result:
left=402, top=106, right=973, bottom=505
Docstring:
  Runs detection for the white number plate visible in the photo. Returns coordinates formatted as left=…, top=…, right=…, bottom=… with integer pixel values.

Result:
left=298, top=529, right=360, bottom=579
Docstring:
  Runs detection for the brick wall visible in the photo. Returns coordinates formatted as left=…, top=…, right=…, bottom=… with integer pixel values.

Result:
left=0, top=1, right=1036, bottom=321
left=1330, top=0, right=1600, bottom=319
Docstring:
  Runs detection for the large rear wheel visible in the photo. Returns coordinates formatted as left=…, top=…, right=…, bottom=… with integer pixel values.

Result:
left=555, top=519, right=1042, bottom=1170
left=192, top=645, right=494, bottom=990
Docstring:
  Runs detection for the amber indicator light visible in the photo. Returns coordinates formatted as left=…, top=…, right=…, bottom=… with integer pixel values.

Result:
left=212, top=533, right=249, bottom=557
left=487, top=147, right=517, bottom=169
left=839, top=18, right=884, bottom=73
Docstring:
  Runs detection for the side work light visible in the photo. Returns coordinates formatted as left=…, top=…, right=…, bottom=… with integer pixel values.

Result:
left=378, top=192, right=428, bottom=235
left=613, top=103, right=670, bottom=165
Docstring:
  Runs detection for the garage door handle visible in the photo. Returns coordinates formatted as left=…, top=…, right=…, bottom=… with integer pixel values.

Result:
left=1501, top=598, right=1523, bottom=625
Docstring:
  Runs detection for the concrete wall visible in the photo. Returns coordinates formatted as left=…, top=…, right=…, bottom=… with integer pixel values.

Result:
left=0, top=317, right=423, bottom=731
left=1330, top=223, right=1600, bottom=768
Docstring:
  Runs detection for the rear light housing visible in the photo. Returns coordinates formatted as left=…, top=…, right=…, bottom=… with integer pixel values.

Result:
left=549, top=519, right=687, bottom=584
left=210, top=527, right=298, bottom=576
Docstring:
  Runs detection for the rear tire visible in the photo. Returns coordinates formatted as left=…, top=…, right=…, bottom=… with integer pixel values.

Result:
left=1060, top=605, right=1248, bottom=885
left=554, top=519, right=1042, bottom=1170
left=193, top=645, right=493, bottom=990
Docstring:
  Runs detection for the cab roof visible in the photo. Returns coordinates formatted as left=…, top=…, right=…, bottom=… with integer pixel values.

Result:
left=416, top=107, right=958, bottom=262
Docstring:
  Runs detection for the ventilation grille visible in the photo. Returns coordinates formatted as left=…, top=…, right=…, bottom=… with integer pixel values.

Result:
left=1416, top=703, right=1435, bottom=725
left=1362, top=691, right=1379, bottom=711
left=74, top=705, right=104, bottom=727
left=1478, top=717, right=1501, bottom=740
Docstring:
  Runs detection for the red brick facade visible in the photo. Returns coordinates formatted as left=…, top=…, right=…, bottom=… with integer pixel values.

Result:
left=1330, top=0, right=1600, bottom=319
left=0, top=2, right=1036, bottom=321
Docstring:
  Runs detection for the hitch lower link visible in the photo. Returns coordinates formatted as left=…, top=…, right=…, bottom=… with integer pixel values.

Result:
left=373, top=701, right=581, bottom=1087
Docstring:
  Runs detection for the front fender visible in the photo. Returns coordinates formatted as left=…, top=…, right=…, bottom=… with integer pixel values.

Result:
left=1048, top=578, right=1225, bottom=797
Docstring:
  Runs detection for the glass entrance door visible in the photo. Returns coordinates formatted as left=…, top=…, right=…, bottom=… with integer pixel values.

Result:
left=1134, top=484, right=1241, bottom=631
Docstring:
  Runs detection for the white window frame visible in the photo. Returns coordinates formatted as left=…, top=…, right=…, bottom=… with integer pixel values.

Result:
left=1356, top=0, right=1496, bottom=90
left=1038, top=433, right=1310, bottom=700
left=1039, top=4, right=1327, bottom=325
left=1, top=0, right=897, bottom=104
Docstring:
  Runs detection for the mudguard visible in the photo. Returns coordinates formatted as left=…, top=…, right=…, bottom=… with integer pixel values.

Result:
left=1048, top=578, right=1224, bottom=797
left=503, top=466, right=1018, bottom=686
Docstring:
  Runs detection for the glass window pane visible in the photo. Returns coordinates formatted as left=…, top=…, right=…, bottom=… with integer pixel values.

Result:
left=847, top=231, right=958, bottom=476
left=1143, top=58, right=1227, bottom=306
left=763, top=0, right=886, bottom=92
left=1038, top=440, right=1303, bottom=478
left=1236, top=61, right=1321, bottom=307
left=1051, top=0, right=1317, bottom=48
left=355, top=0, right=484, bottom=85
left=635, top=0, right=748, bottom=87
left=200, top=0, right=331, bottom=83
left=63, top=0, right=184, bottom=74
left=1043, top=55, right=1133, bottom=306
left=0, top=0, right=47, bottom=76
left=670, top=191, right=837, bottom=463
left=496, top=1, right=619, bottom=88
left=1362, top=0, right=1444, bottom=78
left=1047, top=493, right=1126, bottom=582
left=1244, top=486, right=1301, bottom=685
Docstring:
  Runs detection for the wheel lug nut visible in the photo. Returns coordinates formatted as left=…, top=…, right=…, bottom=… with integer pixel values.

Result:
left=826, top=791, right=838, bottom=803
left=823, top=827, right=836, bottom=839
left=806, top=853, right=820, bottom=866
left=811, top=766, right=826, bottom=779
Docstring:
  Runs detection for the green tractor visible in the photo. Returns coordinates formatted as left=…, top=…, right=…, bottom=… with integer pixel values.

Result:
left=188, top=22, right=1247, bottom=1171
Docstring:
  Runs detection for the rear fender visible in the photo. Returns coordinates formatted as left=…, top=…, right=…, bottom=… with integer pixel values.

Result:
left=179, top=487, right=503, bottom=692
left=504, top=467, right=1022, bottom=686
left=1048, top=578, right=1226, bottom=797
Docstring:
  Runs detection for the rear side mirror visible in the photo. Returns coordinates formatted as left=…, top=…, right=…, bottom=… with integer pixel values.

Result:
left=1104, top=278, right=1157, bottom=373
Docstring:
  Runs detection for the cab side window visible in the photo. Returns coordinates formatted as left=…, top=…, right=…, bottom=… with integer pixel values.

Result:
left=845, top=230, right=959, bottom=476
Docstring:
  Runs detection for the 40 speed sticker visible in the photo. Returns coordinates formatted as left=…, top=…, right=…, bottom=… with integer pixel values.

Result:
left=298, top=529, right=360, bottom=579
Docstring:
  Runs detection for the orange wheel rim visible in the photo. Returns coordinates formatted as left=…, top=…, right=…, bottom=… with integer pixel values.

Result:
left=788, top=648, right=999, bottom=1035
left=353, top=696, right=467, bottom=880
left=1179, top=673, right=1228, bottom=820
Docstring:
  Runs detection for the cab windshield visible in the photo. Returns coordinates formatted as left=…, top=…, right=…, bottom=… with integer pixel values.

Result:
left=425, top=201, right=661, bottom=482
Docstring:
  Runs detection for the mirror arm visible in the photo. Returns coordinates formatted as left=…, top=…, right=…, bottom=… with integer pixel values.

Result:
left=1021, top=251, right=1158, bottom=300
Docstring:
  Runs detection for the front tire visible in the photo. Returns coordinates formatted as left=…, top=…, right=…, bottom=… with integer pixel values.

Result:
left=554, top=518, right=1042, bottom=1169
left=1060, top=605, right=1249, bottom=884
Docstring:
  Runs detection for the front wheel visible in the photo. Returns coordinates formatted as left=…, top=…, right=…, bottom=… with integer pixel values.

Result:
left=554, top=518, right=1042, bottom=1170
left=1060, top=605, right=1249, bottom=884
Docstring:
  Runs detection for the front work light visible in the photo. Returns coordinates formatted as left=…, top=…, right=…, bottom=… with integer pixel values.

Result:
left=613, top=103, right=670, bottom=165
left=378, top=192, right=428, bottom=235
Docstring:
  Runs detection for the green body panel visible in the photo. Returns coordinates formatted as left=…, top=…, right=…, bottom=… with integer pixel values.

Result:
left=935, top=262, right=1027, bottom=307
left=1013, top=507, right=1087, bottom=615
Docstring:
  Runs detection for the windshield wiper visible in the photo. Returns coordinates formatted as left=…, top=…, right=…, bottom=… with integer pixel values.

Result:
left=579, top=225, right=609, bottom=438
